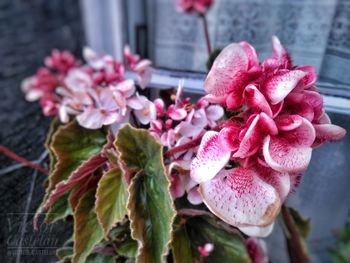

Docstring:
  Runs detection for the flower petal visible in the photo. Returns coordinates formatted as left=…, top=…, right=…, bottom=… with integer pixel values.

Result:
left=263, top=135, right=312, bottom=173
left=314, top=124, right=346, bottom=142
left=199, top=167, right=281, bottom=228
left=191, top=131, right=231, bottom=183
left=244, top=85, right=272, bottom=116
left=206, top=105, right=224, bottom=121
left=187, top=187, right=203, bottom=205
left=205, top=43, right=249, bottom=99
left=240, top=224, right=274, bottom=238
left=233, top=114, right=261, bottom=158
left=265, top=70, right=307, bottom=104
left=77, top=108, right=104, bottom=129
left=275, top=114, right=303, bottom=131
left=127, top=96, right=144, bottom=110
left=240, top=41, right=259, bottom=69
left=257, top=166, right=291, bottom=201
left=297, top=65, right=317, bottom=88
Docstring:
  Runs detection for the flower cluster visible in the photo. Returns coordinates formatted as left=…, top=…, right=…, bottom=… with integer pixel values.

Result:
left=149, top=81, right=224, bottom=204
left=191, top=36, right=346, bottom=237
left=176, top=0, right=214, bottom=14
left=22, top=47, right=154, bottom=129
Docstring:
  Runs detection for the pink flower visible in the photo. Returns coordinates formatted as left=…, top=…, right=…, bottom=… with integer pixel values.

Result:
left=57, top=87, right=93, bottom=123
left=130, top=94, right=157, bottom=125
left=246, top=238, right=268, bottom=263
left=197, top=243, right=214, bottom=257
left=64, top=68, right=93, bottom=92
left=110, top=79, right=136, bottom=116
left=176, top=0, right=215, bottom=14
left=21, top=68, right=59, bottom=101
left=83, top=47, right=125, bottom=85
left=40, top=94, right=59, bottom=116
left=148, top=81, right=224, bottom=205
left=168, top=160, right=202, bottom=205
left=190, top=36, right=346, bottom=237
left=124, top=45, right=152, bottom=89
left=44, top=49, right=77, bottom=74
left=76, top=88, right=121, bottom=129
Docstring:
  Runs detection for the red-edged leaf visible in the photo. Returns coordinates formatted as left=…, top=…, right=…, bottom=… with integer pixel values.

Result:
left=73, top=189, right=103, bottom=263
left=44, top=153, right=107, bottom=210
left=95, top=166, right=128, bottom=239
left=69, top=174, right=101, bottom=212
left=34, top=121, right=106, bottom=227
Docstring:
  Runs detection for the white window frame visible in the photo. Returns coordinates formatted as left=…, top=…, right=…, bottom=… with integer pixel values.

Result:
left=80, top=0, right=350, bottom=115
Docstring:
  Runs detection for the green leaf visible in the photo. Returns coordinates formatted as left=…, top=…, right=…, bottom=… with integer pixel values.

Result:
left=115, top=124, right=176, bottom=263
left=34, top=118, right=61, bottom=227
left=115, top=237, right=138, bottom=258
left=46, top=191, right=72, bottom=224
left=172, top=227, right=194, bottom=263
left=329, top=219, right=350, bottom=263
left=96, top=166, right=128, bottom=238
left=49, top=121, right=106, bottom=191
left=45, top=117, right=61, bottom=172
left=73, top=189, right=103, bottom=263
left=56, top=246, right=73, bottom=261
left=172, top=215, right=251, bottom=263
left=35, top=121, right=106, bottom=226
left=289, top=207, right=311, bottom=239
left=86, top=253, right=115, bottom=263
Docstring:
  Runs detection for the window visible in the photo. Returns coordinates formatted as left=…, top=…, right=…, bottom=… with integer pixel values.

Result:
left=81, top=0, right=350, bottom=262
left=82, top=0, right=350, bottom=114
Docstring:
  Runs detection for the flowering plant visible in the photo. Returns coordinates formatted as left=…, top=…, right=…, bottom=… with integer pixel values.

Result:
left=3, top=36, right=344, bottom=263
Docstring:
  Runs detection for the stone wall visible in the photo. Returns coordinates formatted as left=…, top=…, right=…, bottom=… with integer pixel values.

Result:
left=0, top=1, right=84, bottom=262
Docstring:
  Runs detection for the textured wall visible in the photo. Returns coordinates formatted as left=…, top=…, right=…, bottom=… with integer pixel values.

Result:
left=0, top=0, right=84, bottom=262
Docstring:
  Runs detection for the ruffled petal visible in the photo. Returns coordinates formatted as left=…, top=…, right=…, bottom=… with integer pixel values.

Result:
left=205, top=43, right=249, bottom=99
left=233, top=114, right=261, bottom=158
left=314, top=124, right=346, bottom=142
left=275, top=114, right=303, bottom=131
left=297, top=65, right=317, bottom=88
left=244, top=85, right=272, bottom=116
left=257, top=166, right=291, bottom=201
left=240, top=41, right=259, bottom=69
left=265, top=70, right=307, bottom=104
left=263, top=135, right=312, bottom=173
left=199, top=167, right=281, bottom=228
left=191, top=131, right=231, bottom=183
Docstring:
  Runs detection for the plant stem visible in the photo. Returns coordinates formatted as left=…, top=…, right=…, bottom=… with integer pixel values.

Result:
left=281, top=205, right=310, bottom=263
left=201, top=14, right=212, bottom=56
left=0, top=145, right=49, bottom=174
left=163, top=135, right=203, bottom=159
left=131, top=111, right=140, bottom=128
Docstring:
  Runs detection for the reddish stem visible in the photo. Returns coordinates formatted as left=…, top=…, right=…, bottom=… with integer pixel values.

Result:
left=163, top=135, right=203, bottom=159
left=282, top=205, right=310, bottom=263
left=0, top=145, right=49, bottom=174
left=131, top=111, right=140, bottom=128
left=201, top=14, right=212, bottom=56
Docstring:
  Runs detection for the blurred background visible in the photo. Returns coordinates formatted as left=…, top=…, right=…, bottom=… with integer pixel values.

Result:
left=0, top=0, right=349, bottom=262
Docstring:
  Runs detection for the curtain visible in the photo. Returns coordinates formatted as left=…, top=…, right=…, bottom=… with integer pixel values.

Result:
left=148, top=0, right=350, bottom=87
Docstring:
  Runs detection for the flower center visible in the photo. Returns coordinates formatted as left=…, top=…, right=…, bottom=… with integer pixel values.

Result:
left=143, top=108, right=150, bottom=116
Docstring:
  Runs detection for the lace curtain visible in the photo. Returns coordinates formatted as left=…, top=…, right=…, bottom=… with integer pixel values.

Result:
left=148, top=0, right=350, bottom=87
